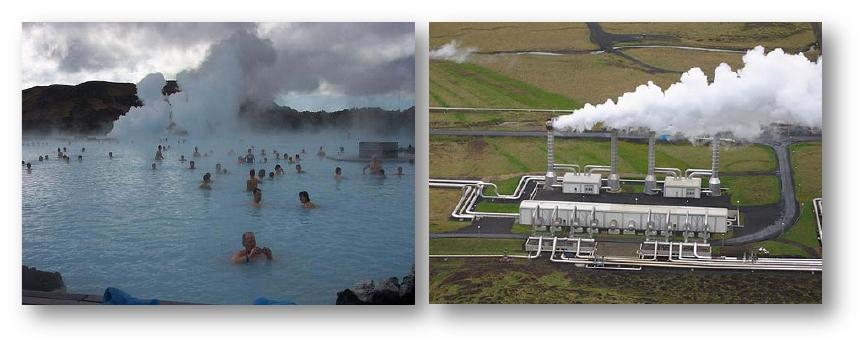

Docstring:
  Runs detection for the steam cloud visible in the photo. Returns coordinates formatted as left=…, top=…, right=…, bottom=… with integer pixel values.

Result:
left=553, top=46, right=822, bottom=140
left=108, top=24, right=414, bottom=138
left=430, top=40, right=477, bottom=63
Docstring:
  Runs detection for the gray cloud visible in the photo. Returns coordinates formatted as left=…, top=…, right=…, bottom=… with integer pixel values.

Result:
left=22, top=22, right=415, bottom=110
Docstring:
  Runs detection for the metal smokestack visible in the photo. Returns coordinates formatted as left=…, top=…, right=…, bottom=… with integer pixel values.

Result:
left=709, top=134, right=721, bottom=196
left=544, top=119, right=555, bottom=190
left=608, top=130, right=621, bottom=192
left=644, top=133, right=657, bottom=195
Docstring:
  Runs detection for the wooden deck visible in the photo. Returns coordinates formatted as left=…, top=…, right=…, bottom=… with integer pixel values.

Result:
left=22, top=290, right=194, bottom=305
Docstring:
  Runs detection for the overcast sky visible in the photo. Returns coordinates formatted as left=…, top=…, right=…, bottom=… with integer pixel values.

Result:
left=22, top=22, right=415, bottom=111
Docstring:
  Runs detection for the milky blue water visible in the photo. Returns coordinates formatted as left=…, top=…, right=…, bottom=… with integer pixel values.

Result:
left=21, top=132, right=414, bottom=304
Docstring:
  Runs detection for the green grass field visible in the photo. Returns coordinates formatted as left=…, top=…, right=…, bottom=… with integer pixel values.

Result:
left=430, top=135, right=777, bottom=180
left=724, top=175, right=780, bottom=206
left=430, top=110, right=554, bottom=131
left=473, top=201, right=520, bottom=213
left=429, top=189, right=470, bottom=233
left=429, top=60, right=579, bottom=109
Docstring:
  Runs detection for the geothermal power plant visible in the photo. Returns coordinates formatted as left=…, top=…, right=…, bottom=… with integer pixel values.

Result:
left=522, top=119, right=733, bottom=243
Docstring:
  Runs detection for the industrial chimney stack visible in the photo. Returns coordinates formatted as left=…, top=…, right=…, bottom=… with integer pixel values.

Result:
left=643, top=133, right=657, bottom=195
left=709, top=134, right=721, bottom=196
left=544, top=119, right=556, bottom=190
left=608, top=130, right=621, bottom=192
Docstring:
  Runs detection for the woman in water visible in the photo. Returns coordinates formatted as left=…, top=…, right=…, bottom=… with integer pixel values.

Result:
left=299, top=191, right=316, bottom=209
left=295, top=164, right=305, bottom=174
left=335, top=167, right=343, bottom=179
left=275, top=164, right=284, bottom=175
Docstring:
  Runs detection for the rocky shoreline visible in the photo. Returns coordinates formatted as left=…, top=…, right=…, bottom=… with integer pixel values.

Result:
left=336, top=265, right=415, bottom=305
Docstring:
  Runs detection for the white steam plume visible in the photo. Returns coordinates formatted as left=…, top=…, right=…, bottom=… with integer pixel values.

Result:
left=430, top=40, right=477, bottom=63
left=553, top=46, right=822, bottom=140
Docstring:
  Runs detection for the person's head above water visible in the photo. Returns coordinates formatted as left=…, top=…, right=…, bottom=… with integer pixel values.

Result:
left=249, top=169, right=256, bottom=177
left=241, top=231, right=257, bottom=251
left=335, top=167, right=342, bottom=176
left=269, top=172, right=275, bottom=178
left=151, top=163, right=156, bottom=170
left=203, top=173, right=211, bottom=182
left=258, top=169, right=265, bottom=178
left=189, top=161, right=195, bottom=169
left=299, top=191, right=311, bottom=203
left=295, top=164, right=302, bottom=173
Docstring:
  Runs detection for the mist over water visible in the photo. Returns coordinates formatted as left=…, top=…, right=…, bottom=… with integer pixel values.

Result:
left=554, top=46, right=822, bottom=140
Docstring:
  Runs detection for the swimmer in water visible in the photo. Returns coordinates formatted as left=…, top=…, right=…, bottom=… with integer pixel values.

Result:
left=268, top=171, right=275, bottom=180
left=108, top=152, right=113, bottom=159
left=395, top=166, right=404, bottom=176
left=179, top=155, right=187, bottom=162
left=199, top=173, right=212, bottom=190
left=257, top=169, right=266, bottom=181
left=299, top=191, right=316, bottom=209
left=193, top=146, right=201, bottom=158
left=274, top=164, right=284, bottom=175
left=335, top=167, right=343, bottom=179
left=81, top=147, right=85, bottom=153
left=246, top=169, right=259, bottom=192
left=151, top=163, right=157, bottom=170
left=252, top=188, right=262, bottom=207
left=378, top=168, right=386, bottom=178
left=295, top=154, right=301, bottom=161
left=155, top=146, right=164, bottom=161
left=245, top=149, right=255, bottom=164
left=231, top=232, right=272, bottom=264
left=38, top=156, right=43, bottom=162
left=317, top=146, right=326, bottom=157
left=363, top=156, right=383, bottom=175
left=283, top=153, right=289, bottom=161
left=222, top=168, right=228, bottom=174
left=77, top=155, right=83, bottom=161
left=295, top=164, right=305, bottom=174
left=189, top=161, right=196, bottom=169
left=216, top=163, right=223, bottom=174
left=301, top=148, right=306, bottom=154
left=25, top=162, right=31, bottom=173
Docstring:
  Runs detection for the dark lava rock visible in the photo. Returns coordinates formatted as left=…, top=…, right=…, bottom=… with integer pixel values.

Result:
left=22, top=265, right=65, bottom=292
left=335, top=265, right=415, bottom=305
left=22, top=81, right=143, bottom=135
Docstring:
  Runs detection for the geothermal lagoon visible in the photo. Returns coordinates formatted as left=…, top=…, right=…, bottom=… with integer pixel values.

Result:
left=22, top=132, right=414, bottom=304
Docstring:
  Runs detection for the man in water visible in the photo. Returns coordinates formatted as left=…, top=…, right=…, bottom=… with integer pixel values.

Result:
left=363, top=156, right=383, bottom=175
left=231, top=232, right=272, bottom=264
left=317, top=146, right=326, bottom=157
left=216, top=163, right=223, bottom=174
left=38, top=156, right=43, bottom=162
left=108, top=152, right=113, bottom=159
left=246, top=169, right=259, bottom=192
left=179, top=155, right=187, bottom=162
left=299, top=191, right=316, bottom=209
left=199, top=173, right=212, bottom=190
left=275, top=164, right=284, bottom=175
left=25, top=162, right=31, bottom=173
left=193, top=146, right=201, bottom=158
left=151, top=163, right=157, bottom=170
left=395, top=166, right=404, bottom=176
left=295, top=164, right=305, bottom=174
left=335, top=167, right=343, bottom=179
left=189, top=161, right=196, bottom=169
left=252, top=188, right=262, bottom=207
left=245, top=149, right=255, bottom=164
left=257, top=169, right=266, bottom=181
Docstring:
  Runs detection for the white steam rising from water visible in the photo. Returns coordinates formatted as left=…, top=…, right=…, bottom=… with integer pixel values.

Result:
left=430, top=40, right=477, bottom=63
left=553, top=46, right=822, bottom=140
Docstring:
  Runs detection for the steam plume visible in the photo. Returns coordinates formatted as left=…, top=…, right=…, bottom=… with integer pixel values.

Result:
left=430, top=40, right=476, bottom=63
left=553, top=46, right=822, bottom=140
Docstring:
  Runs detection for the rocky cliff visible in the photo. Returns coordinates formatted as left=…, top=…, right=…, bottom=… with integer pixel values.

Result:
left=22, top=81, right=143, bottom=135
